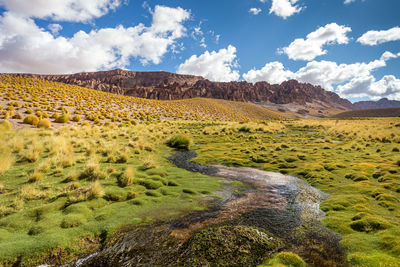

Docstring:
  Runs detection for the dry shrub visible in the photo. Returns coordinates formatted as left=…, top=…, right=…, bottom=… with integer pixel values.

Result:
left=89, top=180, right=105, bottom=199
left=23, top=115, right=40, bottom=126
left=38, top=119, right=51, bottom=129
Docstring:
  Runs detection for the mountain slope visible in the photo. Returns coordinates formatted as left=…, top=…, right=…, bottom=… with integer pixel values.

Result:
left=353, top=98, right=400, bottom=110
left=11, top=69, right=354, bottom=116
left=0, top=75, right=282, bottom=129
left=333, top=107, right=400, bottom=118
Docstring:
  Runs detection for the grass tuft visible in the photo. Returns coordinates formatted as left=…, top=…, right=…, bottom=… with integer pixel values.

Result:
left=37, top=119, right=51, bottom=129
left=23, top=115, right=39, bottom=126
left=118, top=167, right=135, bottom=187
left=89, top=180, right=105, bottom=199
left=166, top=135, right=191, bottom=150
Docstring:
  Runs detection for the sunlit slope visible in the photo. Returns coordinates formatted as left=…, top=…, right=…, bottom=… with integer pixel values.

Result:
left=0, top=75, right=282, bottom=127
left=333, top=107, right=400, bottom=118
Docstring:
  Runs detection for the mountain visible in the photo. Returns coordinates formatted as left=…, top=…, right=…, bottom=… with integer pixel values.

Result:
left=333, top=107, right=400, bottom=118
left=11, top=69, right=354, bottom=116
left=0, top=75, right=283, bottom=130
left=353, top=98, right=400, bottom=110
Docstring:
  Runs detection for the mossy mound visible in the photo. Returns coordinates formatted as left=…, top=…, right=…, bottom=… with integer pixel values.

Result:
left=182, top=225, right=280, bottom=266
left=260, top=252, right=306, bottom=267
left=350, top=216, right=391, bottom=232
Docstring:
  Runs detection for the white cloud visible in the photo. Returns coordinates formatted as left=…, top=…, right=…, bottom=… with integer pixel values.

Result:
left=249, top=8, right=262, bottom=15
left=294, top=58, right=387, bottom=90
left=357, top=27, right=400, bottom=46
left=191, top=24, right=207, bottom=48
left=338, top=75, right=400, bottom=100
left=344, top=0, right=366, bottom=4
left=216, top=34, right=221, bottom=44
left=269, top=0, right=303, bottom=19
left=243, top=51, right=400, bottom=99
left=177, top=45, right=240, bottom=82
left=380, top=51, right=398, bottom=61
left=279, top=23, right=352, bottom=61
left=243, top=61, right=294, bottom=84
left=0, top=0, right=122, bottom=22
left=48, top=23, right=62, bottom=35
left=0, top=6, right=191, bottom=73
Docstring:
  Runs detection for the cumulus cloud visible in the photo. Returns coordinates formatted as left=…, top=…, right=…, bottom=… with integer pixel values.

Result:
left=338, top=75, right=400, bottom=100
left=294, top=58, right=387, bottom=90
left=243, top=51, right=400, bottom=99
left=177, top=45, right=240, bottom=82
left=279, top=23, right=352, bottom=61
left=0, top=5, right=191, bottom=73
left=357, top=27, right=400, bottom=46
left=0, top=0, right=122, bottom=22
left=249, top=8, right=262, bottom=15
left=269, top=0, right=303, bottom=19
left=243, top=61, right=294, bottom=84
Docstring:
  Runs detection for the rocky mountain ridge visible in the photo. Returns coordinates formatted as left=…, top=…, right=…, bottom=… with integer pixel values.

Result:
left=9, top=69, right=355, bottom=114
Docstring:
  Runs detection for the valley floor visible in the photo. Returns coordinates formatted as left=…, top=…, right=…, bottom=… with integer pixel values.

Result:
left=0, top=118, right=399, bottom=266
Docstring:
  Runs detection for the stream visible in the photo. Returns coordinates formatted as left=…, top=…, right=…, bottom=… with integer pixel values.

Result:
left=70, top=151, right=346, bottom=267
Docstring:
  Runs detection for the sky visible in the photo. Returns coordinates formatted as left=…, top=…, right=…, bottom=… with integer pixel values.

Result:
left=0, top=0, right=399, bottom=102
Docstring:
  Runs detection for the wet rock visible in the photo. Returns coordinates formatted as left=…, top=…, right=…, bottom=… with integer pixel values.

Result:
left=179, top=225, right=280, bottom=266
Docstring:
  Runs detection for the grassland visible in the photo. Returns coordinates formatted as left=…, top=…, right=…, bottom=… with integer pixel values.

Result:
left=0, top=122, right=226, bottom=265
left=189, top=119, right=400, bottom=266
left=0, top=119, right=399, bottom=266
left=0, top=75, right=281, bottom=130
left=1, top=76, right=400, bottom=266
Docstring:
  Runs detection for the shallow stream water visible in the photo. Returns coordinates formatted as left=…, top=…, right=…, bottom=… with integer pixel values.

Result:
left=69, top=151, right=345, bottom=267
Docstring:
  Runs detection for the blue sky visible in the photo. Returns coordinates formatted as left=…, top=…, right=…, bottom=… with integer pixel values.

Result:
left=0, top=0, right=399, bottom=101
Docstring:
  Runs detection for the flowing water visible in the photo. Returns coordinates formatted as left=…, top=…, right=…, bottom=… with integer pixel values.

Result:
left=70, top=151, right=346, bottom=267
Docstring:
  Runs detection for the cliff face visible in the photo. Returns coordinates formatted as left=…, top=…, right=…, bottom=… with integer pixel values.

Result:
left=11, top=69, right=354, bottom=110
left=353, top=98, right=400, bottom=110
left=14, top=69, right=204, bottom=96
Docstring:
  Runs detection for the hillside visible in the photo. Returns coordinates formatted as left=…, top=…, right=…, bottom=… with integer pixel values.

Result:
left=11, top=69, right=354, bottom=116
left=353, top=98, right=400, bottom=110
left=333, top=107, right=400, bottom=118
left=0, top=75, right=282, bottom=129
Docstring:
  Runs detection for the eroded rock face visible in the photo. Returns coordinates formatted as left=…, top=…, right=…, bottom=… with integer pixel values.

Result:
left=11, top=69, right=354, bottom=110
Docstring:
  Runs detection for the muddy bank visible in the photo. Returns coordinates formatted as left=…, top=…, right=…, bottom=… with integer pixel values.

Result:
left=75, top=152, right=346, bottom=267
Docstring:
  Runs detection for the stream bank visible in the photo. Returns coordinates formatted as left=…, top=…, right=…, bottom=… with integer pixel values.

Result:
left=75, top=151, right=346, bottom=266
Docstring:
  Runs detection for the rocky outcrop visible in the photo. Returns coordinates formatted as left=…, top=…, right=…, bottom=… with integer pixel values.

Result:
left=11, top=69, right=354, bottom=110
left=353, top=98, right=400, bottom=110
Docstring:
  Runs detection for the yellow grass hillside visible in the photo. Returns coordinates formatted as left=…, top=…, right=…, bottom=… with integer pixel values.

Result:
left=0, top=75, right=282, bottom=129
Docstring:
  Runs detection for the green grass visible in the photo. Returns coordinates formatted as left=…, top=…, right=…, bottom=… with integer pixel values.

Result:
left=166, top=134, right=191, bottom=150
left=184, top=119, right=400, bottom=266
left=259, top=252, right=306, bottom=267
left=0, top=119, right=400, bottom=266
left=0, top=123, right=222, bottom=266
